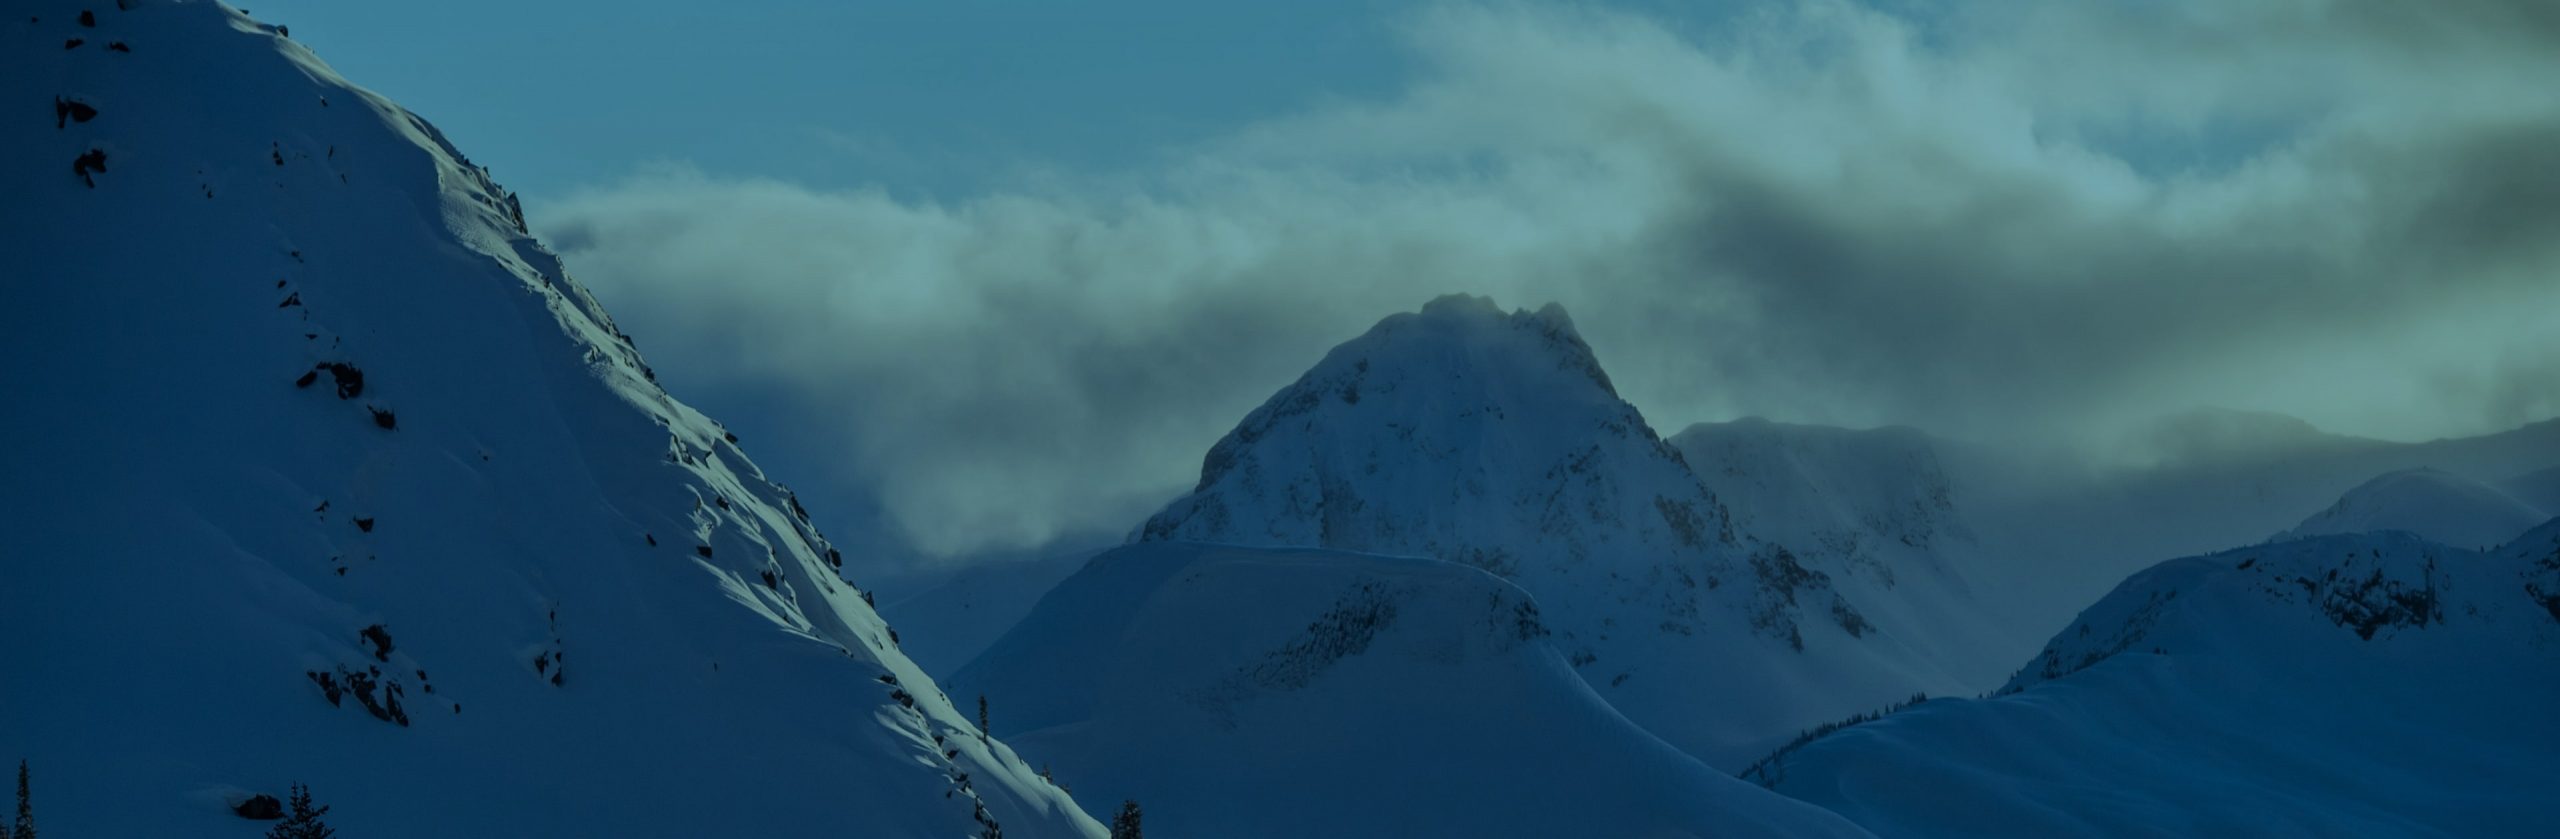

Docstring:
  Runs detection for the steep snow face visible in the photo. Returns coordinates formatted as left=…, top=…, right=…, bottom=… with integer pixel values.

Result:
left=1671, top=419, right=2028, bottom=686
left=1134, top=295, right=1946, bottom=767
left=951, top=543, right=1873, bottom=839
left=1762, top=525, right=2560, bottom=836
left=2278, top=468, right=2548, bottom=549
left=0, top=3, right=1095, bottom=836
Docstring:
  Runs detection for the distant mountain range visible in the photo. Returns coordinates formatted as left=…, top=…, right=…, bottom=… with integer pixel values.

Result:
left=959, top=295, right=2560, bottom=835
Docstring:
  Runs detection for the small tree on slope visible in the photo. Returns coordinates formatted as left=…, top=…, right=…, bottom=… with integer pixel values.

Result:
left=12, top=760, right=32, bottom=839
left=1109, top=799, right=1141, bottom=839
left=266, top=783, right=334, bottom=839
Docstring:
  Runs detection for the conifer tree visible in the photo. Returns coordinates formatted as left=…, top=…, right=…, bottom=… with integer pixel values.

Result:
left=11, top=760, right=32, bottom=839
left=265, top=783, right=335, bottom=839
left=1109, top=799, right=1142, bottom=839
left=976, top=695, right=990, bottom=738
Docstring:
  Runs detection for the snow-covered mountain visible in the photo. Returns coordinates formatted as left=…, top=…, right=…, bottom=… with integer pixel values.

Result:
left=951, top=542, right=1872, bottom=839
left=1670, top=419, right=2028, bottom=686
left=1128, top=295, right=1961, bottom=766
left=2277, top=467, right=2548, bottom=549
left=1950, top=414, right=2560, bottom=636
left=0, top=3, right=1095, bottom=835
left=1757, top=523, right=2560, bottom=836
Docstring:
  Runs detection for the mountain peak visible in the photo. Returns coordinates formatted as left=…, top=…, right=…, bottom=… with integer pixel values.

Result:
left=1411, top=293, right=1581, bottom=335
left=1416, top=291, right=1507, bottom=319
left=1134, top=298, right=1930, bottom=766
left=1142, top=296, right=1717, bottom=570
left=1374, top=295, right=1607, bottom=391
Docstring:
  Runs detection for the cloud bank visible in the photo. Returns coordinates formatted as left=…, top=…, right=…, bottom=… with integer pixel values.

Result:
left=543, top=0, right=2560, bottom=556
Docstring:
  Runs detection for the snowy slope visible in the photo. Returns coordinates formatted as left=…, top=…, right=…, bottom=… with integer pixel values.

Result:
left=2497, top=465, right=2560, bottom=518
left=0, top=3, right=1096, bottom=836
left=2277, top=468, right=2547, bottom=549
left=951, top=542, right=1873, bottom=839
left=1760, top=524, right=2560, bottom=836
left=881, top=548, right=1099, bottom=677
left=1132, top=295, right=1960, bottom=767
left=1671, top=419, right=2029, bottom=686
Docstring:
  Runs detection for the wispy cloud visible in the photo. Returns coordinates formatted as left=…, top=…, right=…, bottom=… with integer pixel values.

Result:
left=542, top=0, right=2560, bottom=556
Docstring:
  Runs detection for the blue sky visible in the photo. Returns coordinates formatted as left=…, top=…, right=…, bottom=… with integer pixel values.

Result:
left=256, top=0, right=1418, bottom=198
left=250, top=1, right=2560, bottom=570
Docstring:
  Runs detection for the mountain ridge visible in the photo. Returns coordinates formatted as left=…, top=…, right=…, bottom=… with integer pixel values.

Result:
left=0, top=3, right=1096, bottom=835
left=2276, top=467, right=2547, bottom=549
left=1760, top=522, right=2560, bottom=836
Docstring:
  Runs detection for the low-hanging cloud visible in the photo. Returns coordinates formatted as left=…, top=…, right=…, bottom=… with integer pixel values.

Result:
left=542, top=0, right=2560, bottom=557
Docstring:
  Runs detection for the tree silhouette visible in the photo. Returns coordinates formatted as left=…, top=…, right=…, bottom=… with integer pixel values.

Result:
left=265, top=783, right=334, bottom=839
left=11, top=760, right=32, bottom=839
left=1109, top=799, right=1142, bottom=839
